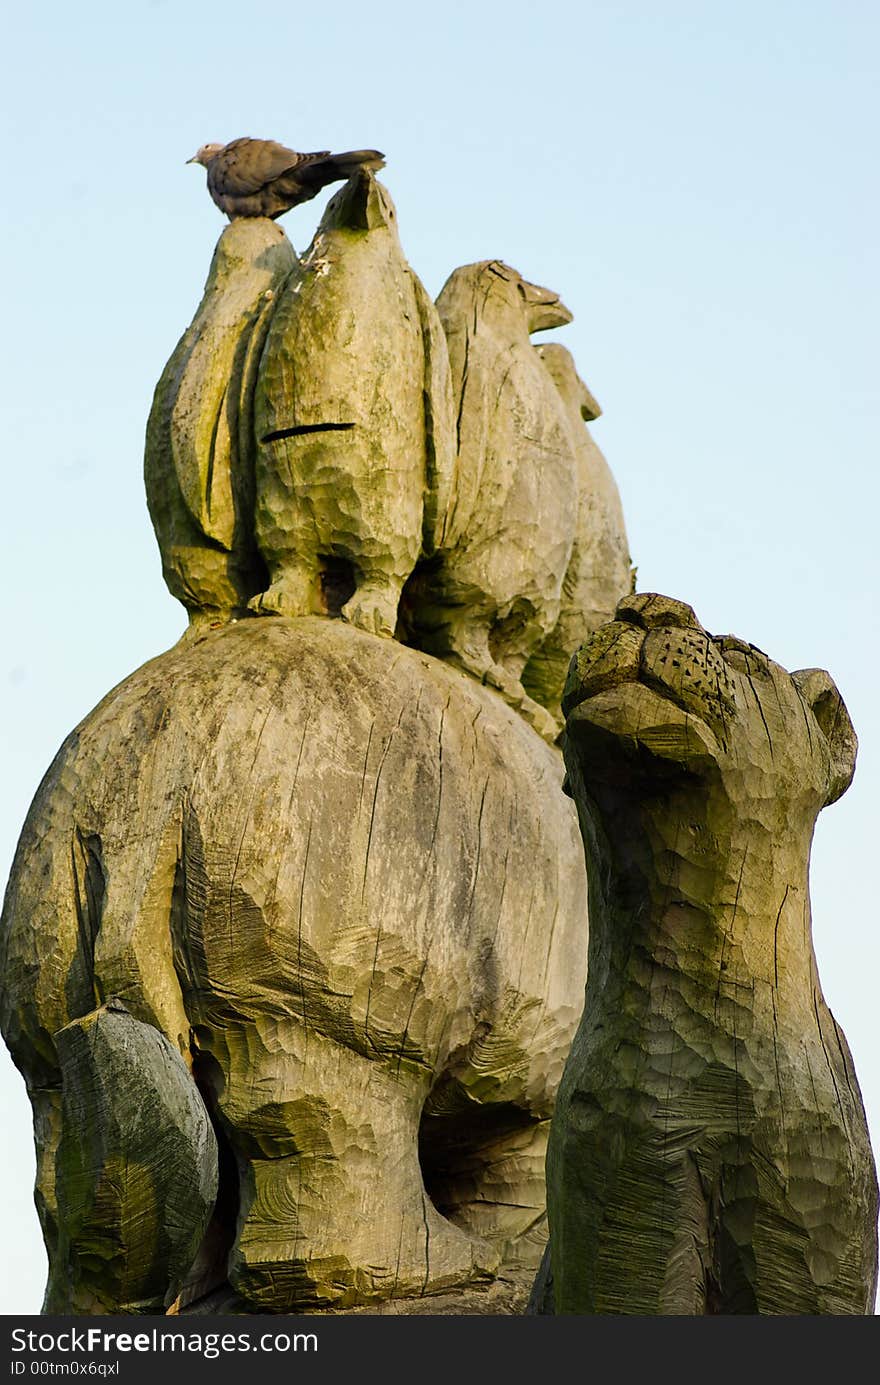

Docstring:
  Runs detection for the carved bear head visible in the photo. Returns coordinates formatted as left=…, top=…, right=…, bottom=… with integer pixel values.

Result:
left=561, top=592, right=857, bottom=847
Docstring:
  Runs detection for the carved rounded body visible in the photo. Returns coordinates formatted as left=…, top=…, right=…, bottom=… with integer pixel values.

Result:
left=144, top=219, right=297, bottom=620
left=0, top=618, right=587, bottom=1312
left=544, top=592, right=878, bottom=1315
left=406, top=262, right=577, bottom=739
left=252, top=175, right=454, bottom=638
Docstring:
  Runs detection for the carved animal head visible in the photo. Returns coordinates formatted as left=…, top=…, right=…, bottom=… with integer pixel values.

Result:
left=535, top=342, right=602, bottom=421
left=562, top=592, right=857, bottom=845
left=437, top=260, right=572, bottom=338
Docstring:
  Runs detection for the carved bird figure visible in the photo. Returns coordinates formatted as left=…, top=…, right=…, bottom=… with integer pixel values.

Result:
left=187, top=138, right=386, bottom=220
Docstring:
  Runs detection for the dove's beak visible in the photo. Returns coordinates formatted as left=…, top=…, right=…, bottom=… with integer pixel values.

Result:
left=185, top=157, right=197, bottom=165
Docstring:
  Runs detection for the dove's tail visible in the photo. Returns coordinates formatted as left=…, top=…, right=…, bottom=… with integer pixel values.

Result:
left=325, top=149, right=386, bottom=178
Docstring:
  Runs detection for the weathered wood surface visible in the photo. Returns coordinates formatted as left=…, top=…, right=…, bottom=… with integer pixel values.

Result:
left=46, top=1003, right=218, bottom=1314
left=181, top=1269, right=536, bottom=1316
left=144, top=218, right=297, bottom=620
left=8, top=173, right=649, bottom=1316
left=143, top=188, right=636, bottom=748
left=251, top=171, right=456, bottom=635
left=403, top=261, right=577, bottom=742
left=540, top=591, right=878, bottom=1314
left=522, top=343, right=633, bottom=722
left=0, top=617, right=587, bottom=1313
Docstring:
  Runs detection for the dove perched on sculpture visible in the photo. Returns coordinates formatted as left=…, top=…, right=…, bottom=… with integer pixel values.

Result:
left=187, top=137, right=386, bottom=220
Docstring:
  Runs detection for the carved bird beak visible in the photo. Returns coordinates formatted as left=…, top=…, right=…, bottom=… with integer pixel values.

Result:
left=526, top=295, right=573, bottom=334
left=519, top=277, right=574, bottom=334
left=578, top=380, right=602, bottom=422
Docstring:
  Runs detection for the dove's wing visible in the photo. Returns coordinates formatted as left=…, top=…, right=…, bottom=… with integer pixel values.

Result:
left=211, top=139, right=331, bottom=197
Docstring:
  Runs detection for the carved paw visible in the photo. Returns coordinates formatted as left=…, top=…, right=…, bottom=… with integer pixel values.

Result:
left=342, top=586, right=398, bottom=638
left=248, top=579, right=314, bottom=619
left=385, top=1204, right=502, bottom=1302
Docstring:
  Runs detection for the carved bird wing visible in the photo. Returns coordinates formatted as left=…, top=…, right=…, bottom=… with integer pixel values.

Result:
left=211, top=139, right=332, bottom=197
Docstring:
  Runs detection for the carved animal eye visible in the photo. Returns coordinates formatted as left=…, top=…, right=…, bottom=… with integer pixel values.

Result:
left=716, top=636, right=771, bottom=676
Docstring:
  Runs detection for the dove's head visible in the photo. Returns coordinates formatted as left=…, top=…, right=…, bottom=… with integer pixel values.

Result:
left=186, top=144, right=225, bottom=167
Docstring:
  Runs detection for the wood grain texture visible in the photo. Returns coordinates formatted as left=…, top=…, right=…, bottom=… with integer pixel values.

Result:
left=142, top=186, right=635, bottom=749
left=46, top=1003, right=218, bottom=1314
left=181, top=1269, right=537, bottom=1315
left=402, top=262, right=577, bottom=742
left=144, top=218, right=296, bottom=620
left=251, top=172, right=455, bottom=637
left=0, top=617, right=587, bottom=1313
left=541, top=591, right=878, bottom=1314
left=522, top=343, right=633, bottom=721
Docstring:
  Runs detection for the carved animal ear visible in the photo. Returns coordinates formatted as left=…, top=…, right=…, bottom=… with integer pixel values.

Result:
left=791, top=668, right=858, bottom=805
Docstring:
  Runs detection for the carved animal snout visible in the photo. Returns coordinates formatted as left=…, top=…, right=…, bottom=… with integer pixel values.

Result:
left=563, top=593, right=858, bottom=818
left=638, top=626, right=736, bottom=734
left=561, top=592, right=735, bottom=740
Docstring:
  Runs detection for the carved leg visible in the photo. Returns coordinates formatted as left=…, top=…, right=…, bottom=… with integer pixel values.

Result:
left=527, top=1242, right=555, bottom=1313
left=438, top=618, right=561, bottom=742
left=549, top=1128, right=713, bottom=1314
left=47, top=1005, right=218, bottom=1315
left=442, top=616, right=508, bottom=686
left=342, top=574, right=403, bottom=639
left=249, top=560, right=321, bottom=618
left=162, top=538, right=249, bottom=621
left=31, top=1087, right=63, bottom=1313
left=736, top=1136, right=876, bottom=1315
left=221, top=1029, right=499, bottom=1310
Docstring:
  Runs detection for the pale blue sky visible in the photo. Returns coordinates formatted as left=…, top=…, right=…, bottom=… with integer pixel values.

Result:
left=1, top=0, right=877, bottom=1313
